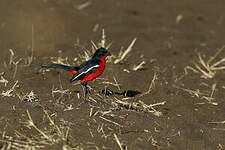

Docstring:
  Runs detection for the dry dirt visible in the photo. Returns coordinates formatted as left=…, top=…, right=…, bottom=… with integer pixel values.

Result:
left=0, top=0, right=225, bottom=150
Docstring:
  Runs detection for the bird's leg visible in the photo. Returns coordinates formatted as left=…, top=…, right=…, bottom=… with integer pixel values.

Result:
left=81, top=82, right=88, bottom=100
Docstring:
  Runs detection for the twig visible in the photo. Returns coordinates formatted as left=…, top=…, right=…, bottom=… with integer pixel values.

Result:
left=99, top=116, right=123, bottom=127
left=0, top=74, right=8, bottom=86
left=133, top=61, right=146, bottom=71
left=26, top=110, right=51, bottom=141
left=101, top=29, right=106, bottom=48
left=76, top=1, right=91, bottom=10
left=187, top=46, right=225, bottom=78
left=113, top=133, right=124, bottom=150
left=114, top=38, right=137, bottom=64
left=1, top=80, right=19, bottom=97
left=208, top=120, right=225, bottom=124
left=139, top=73, right=158, bottom=97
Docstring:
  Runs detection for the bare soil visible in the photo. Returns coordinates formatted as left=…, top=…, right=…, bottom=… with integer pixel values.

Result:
left=0, top=0, right=225, bottom=150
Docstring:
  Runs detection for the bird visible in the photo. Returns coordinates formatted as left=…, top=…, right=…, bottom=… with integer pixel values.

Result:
left=41, top=47, right=111, bottom=99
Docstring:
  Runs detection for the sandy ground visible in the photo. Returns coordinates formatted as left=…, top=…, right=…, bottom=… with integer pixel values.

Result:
left=0, top=0, right=225, bottom=150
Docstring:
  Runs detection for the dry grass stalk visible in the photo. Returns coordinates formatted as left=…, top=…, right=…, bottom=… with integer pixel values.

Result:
left=89, top=107, right=94, bottom=117
left=96, top=123, right=111, bottom=139
left=1, top=80, right=19, bottom=97
left=114, top=38, right=137, bottom=64
left=12, top=59, right=22, bottom=79
left=0, top=135, right=45, bottom=150
left=51, top=86, right=71, bottom=102
left=76, top=1, right=91, bottom=10
left=113, top=133, right=124, bottom=150
left=99, top=116, right=123, bottom=127
left=74, top=30, right=111, bottom=64
left=92, top=24, right=99, bottom=32
left=7, top=49, right=22, bottom=78
left=139, top=101, right=165, bottom=117
left=132, top=61, right=146, bottom=71
left=174, top=85, right=208, bottom=98
left=184, top=66, right=199, bottom=74
left=50, top=50, right=69, bottom=65
left=63, top=104, right=74, bottom=111
left=17, top=91, right=39, bottom=103
left=0, top=73, right=8, bottom=86
left=24, top=25, right=34, bottom=67
left=186, top=46, right=225, bottom=79
left=25, top=110, right=52, bottom=142
left=92, top=29, right=111, bottom=49
left=23, top=110, right=70, bottom=146
left=101, top=81, right=121, bottom=88
left=101, top=77, right=121, bottom=90
left=77, top=48, right=95, bottom=62
left=0, top=110, right=81, bottom=150
left=91, top=40, right=98, bottom=50
left=176, top=14, right=184, bottom=24
left=112, top=98, right=165, bottom=116
left=139, top=73, right=158, bottom=97
left=101, top=29, right=106, bottom=48
left=174, top=83, right=218, bottom=105
left=9, top=49, right=15, bottom=66
left=201, top=83, right=217, bottom=105
left=113, top=76, right=121, bottom=90
left=212, top=128, right=225, bottom=131
left=217, top=144, right=223, bottom=150
left=78, top=30, right=140, bottom=65
left=99, top=110, right=114, bottom=117
left=52, top=88, right=70, bottom=95
left=208, top=120, right=225, bottom=124
left=149, top=136, right=161, bottom=150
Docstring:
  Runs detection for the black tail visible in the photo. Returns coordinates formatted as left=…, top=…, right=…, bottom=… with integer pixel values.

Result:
left=41, top=63, right=75, bottom=71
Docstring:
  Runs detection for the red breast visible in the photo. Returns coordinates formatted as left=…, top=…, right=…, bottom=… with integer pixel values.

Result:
left=81, top=56, right=107, bottom=82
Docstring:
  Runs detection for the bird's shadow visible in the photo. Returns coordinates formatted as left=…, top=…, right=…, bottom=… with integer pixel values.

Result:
left=100, top=88, right=141, bottom=97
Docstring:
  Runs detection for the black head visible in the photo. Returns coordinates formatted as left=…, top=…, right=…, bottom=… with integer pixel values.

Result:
left=92, top=47, right=111, bottom=58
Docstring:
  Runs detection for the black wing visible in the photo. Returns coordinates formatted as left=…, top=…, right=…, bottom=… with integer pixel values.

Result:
left=70, top=59, right=101, bottom=82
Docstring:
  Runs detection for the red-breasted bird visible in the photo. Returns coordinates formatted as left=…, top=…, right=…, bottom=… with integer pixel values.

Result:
left=41, top=47, right=111, bottom=98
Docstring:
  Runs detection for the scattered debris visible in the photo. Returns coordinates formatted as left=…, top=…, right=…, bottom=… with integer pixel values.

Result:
left=50, top=50, right=69, bottom=65
left=76, top=1, right=91, bottom=10
left=185, top=45, right=225, bottom=79
left=132, top=61, right=146, bottom=71
left=93, top=24, right=99, bottom=32
left=19, top=91, right=39, bottom=103
left=112, top=98, right=166, bottom=116
left=0, top=110, right=87, bottom=149
left=101, top=76, right=121, bottom=90
left=1, top=80, right=19, bottom=97
left=113, top=133, right=125, bottom=150
left=63, top=104, right=74, bottom=111
left=8, top=49, right=15, bottom=67
left=176, top=14, right=184, bottom=24
left=51, top=87, right=71, bottom=103
left=99, top=116, right=123, bottom=127
left=24, top=25, right=34, bottom=67
left=0, top=73, right=8, bottom=86
left=101, top=29, right=106, bottom=48
left=6, top=49, right=23, bottom=78
left=209, top=120, right=225, bottom=124
left=174, top=83, right=218, bottom=105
